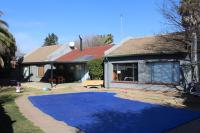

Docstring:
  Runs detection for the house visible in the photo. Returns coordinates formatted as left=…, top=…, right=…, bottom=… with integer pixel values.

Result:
left=56, top=45, right=113, bottom=82
left=104, top=35, right=190, bottom=89
left=22, top=44, right=72, bottom=82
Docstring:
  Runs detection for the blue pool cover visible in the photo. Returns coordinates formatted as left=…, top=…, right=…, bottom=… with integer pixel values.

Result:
left=29, top=92, right=200, bottom=133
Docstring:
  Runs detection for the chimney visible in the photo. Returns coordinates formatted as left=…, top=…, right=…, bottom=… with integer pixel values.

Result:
left=79, top=35, right=83, bottom=51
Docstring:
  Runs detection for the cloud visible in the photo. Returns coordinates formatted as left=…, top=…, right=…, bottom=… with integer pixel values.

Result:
left=14, top=32, right=41, bottom=53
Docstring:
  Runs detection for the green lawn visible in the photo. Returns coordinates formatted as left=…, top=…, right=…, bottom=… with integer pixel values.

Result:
left=0, top=87, right=43, bottom=133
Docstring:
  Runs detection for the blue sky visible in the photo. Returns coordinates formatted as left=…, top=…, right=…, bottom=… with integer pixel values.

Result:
left=1, top=0, right=167, bottom=53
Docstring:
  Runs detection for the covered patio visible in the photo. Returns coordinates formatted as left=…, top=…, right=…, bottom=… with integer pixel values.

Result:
left=23, top=61, right=88, bottom=87
left=49, top=62, right=89, bottom=84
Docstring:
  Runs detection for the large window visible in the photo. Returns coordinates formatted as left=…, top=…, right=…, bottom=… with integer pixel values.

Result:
left=113, top=63, right=138, bottom=82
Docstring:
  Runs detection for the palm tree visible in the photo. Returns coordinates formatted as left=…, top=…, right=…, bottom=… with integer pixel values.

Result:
left=0, top=11, right=16, bottom=68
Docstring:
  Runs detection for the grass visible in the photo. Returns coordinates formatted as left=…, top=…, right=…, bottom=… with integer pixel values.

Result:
left=0, top=87, right=43, bottom=133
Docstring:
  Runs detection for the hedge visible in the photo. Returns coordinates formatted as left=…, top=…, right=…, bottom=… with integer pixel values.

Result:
left=87, top=59, right=103, bottom=80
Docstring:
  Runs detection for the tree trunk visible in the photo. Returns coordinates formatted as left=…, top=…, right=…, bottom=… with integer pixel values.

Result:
left=191, top=32, right=199, bottom=82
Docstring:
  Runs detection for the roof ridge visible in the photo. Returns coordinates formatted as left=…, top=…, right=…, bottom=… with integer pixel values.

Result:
left=41, top=44, right=61, bottom=48
left=125, top=35, right=158, bottom=40
left=104, top=44, right=120, bottom=56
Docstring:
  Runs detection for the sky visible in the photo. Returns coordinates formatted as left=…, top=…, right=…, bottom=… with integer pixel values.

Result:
left=0, top=0, right=167, bottom=53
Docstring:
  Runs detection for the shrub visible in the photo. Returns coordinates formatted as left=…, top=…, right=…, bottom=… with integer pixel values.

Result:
left=87, top=59, right=103, bottom=80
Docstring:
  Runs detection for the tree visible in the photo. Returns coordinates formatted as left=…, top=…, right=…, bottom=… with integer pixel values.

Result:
left=161, top=0, right=200, bottom=72
left=0, top=11, right=16, bottom=68
left=43, top=33, right=58, bottom=46
left=179, top=0, right=200, bottom=33
left=161, top=0, right=200, bottom=52
left=75, top=34, right=114, bottom=49
left=161, top=0, right=200, bottom=96
left=179, top=0, right=200, bottom=48
left=104, top=34, right=114, bottom=44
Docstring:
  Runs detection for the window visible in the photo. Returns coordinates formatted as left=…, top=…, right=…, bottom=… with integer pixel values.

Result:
left=150, top=62, right=180, bottom=83
left=38, top=66, right=44, bottom=77
left=113, top=63, right=138, bottom=82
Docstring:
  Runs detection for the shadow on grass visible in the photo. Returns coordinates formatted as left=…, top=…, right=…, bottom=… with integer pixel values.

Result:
left=0, top=94, right=17, bottom=133
left=0, top=79, right=17, bottom=87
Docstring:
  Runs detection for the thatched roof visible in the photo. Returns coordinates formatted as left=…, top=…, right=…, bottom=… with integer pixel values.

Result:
left=105, top=35, right=187, bottom=57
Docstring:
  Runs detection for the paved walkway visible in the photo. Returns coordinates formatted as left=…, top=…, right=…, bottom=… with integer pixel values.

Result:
left=22, top=82, right=82, bottom=90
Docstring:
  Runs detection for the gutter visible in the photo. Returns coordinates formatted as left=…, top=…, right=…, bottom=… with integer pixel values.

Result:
left=22, top=60, right=88, bottom=65
left=22, top=61, right=55, bottom=65
left=104, top=52, right=187, bottom=58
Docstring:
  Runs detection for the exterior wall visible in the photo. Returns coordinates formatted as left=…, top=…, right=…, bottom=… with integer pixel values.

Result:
left=80, top=64, right=90, bottom=82
left=23, top=64, right=53, bottom=82
left=104, top=61, right=113, bottom=88
left=72, top=63, right=90, bottom=82
left=104, top=54, right=189, bottom=90
left=138, top=60, right=151, bottom=83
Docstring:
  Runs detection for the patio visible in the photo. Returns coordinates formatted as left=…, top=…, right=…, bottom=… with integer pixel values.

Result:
left=22, top=82, right=82, bottom=89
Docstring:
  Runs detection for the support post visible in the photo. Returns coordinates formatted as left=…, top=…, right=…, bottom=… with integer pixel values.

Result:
left=28, top=65, right=31, bottom=82
left=50, top=63, right=54, bottom=88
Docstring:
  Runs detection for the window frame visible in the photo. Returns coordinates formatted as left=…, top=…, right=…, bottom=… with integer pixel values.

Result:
left=112, top=63, right=138, bottom=82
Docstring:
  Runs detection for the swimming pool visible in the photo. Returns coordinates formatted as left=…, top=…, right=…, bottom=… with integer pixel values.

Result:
left=29, top=92, right=200, bottom=133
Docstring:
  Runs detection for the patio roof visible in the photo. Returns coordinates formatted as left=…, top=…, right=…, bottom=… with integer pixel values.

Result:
left=23, top=44, right=71, bottom=64
left=56, top=45, right=113, bottom=62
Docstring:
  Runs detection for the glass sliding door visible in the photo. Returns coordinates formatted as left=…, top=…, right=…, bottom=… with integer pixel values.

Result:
left=113, top=63, right=138, bottom=82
